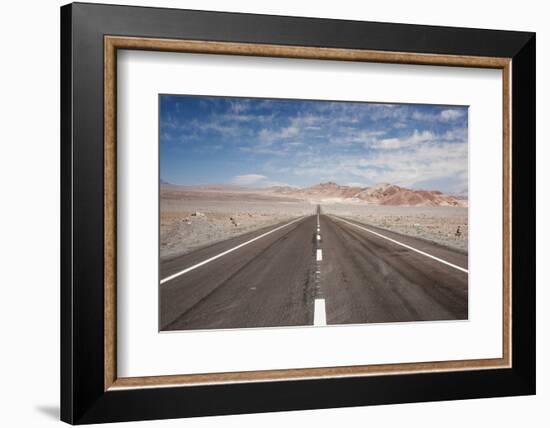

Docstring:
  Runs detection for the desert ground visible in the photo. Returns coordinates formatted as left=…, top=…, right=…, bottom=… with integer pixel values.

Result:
left=160, top=186, right=314, bottom=259
left=322, top=204, right=468, bottom=253
left=160, top=185, right=468, bottom=260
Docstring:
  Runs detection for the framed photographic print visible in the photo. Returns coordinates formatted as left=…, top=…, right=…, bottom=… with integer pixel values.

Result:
left=158, top=95, right=470, bottom=332
left=61, top=2, right=536, bottom=424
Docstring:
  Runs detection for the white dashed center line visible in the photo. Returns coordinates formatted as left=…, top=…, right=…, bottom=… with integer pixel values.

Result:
left=313, top=298, right=327, bottom=326
left=314, top=211, right=326, bottom=326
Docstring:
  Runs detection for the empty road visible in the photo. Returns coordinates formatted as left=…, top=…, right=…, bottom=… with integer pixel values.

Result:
left=160, top=209, right=468, bottom=331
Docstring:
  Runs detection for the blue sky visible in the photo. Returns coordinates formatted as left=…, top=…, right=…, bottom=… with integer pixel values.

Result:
left=160, top=95, right=468, bottom=194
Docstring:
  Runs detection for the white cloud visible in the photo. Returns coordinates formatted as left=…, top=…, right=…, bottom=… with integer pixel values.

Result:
left=257, top=114, right=323, bottom=146
left=442, top=127, right=468, bottom=141
left=411, top=111, right=435, bottom=121
left=368, top=127, right=466, bottom=150
left=412, top=108, right=466, bottom=123
left=343, top=141, right=468, bottom=188
left=230, top=174, right=267, bottom=186
left=372, top=130, right=435, bottom=150
left=440, top=109, right=466, bottom=121
left=228, top=99, right=250, bottom=114
left=288, top=125, right=468, bottom=191
left=258, top=127, right=293, bottom=145
left=332, top=130, right=386, bottom=146
left=219, top=113, right=274, bottom=124
left=186, top=118, right=241, bottom=136
left=163, top=97, right=468, bottom=193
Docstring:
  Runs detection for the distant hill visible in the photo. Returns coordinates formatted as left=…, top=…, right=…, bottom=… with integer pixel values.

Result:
left=168, top=181, right=467, bottom=207
left=266, top=182, right=467, bottom=207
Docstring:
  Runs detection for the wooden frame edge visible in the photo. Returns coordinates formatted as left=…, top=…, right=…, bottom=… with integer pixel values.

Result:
left=502, top=61, right=513, bottom=369
left=105, top=35, right=511, bottom=68
left=110, top=357, right=508, bottom=390
left=104, top=36, right=117, bottom=390
left=103, top=35, right=513, bottom=391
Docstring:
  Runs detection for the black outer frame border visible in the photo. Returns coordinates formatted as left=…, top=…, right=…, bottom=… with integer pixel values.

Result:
left=60, top=2, right=536, bottom=425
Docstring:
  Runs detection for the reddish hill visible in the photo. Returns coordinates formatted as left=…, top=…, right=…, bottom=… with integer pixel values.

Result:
left=267, top=182, right=466, bottom=207
left=353, top=183, right=465, bottom=206
left=175, top=182, right=467, bottom=207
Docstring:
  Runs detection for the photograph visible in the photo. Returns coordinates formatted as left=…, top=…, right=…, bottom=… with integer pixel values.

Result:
left=159, top=95, right=469, bottom=331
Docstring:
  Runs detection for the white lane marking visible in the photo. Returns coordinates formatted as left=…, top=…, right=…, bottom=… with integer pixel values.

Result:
left=161, top=216, right=305, bottom=284
left=317, top=234, right=321, bottom=241
left=316, top=249, right=323, bottom=261
left=333, top=216, right=468, bottom=274
left=314, top=298, right=327, bottom=326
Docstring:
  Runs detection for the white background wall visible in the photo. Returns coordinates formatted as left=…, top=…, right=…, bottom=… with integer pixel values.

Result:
left=0, top=0, right=546, bottom=426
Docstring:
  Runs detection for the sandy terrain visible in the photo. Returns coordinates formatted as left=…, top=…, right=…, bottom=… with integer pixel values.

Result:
left=322, top=203, right=468, bottom=253
left=161, top=186, right=468, bottom=260
left=160, top=187, right=314, bottom=260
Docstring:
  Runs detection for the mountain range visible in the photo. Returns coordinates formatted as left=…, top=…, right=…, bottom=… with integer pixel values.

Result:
left=265, top=182, right=466, bottom=207
left=164, top=180, right=467, bottom=207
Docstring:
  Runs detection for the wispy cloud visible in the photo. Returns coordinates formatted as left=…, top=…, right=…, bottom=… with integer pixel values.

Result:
left=440, top=109, right=466, bottom=121
left=160, top=95, right=468, bottom=193
left=228, top=99, right=250, bottom=114
left=286, top=126, right=467, bottom=190
left=230, top=174, right=293, bottom=188
left=412, top=107, right=466, bottom=123
left=370, top=129, right=438, bottom=150
left=230, top=174, right=268, bottom=186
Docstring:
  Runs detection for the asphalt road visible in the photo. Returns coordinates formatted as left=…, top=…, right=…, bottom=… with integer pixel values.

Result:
left=160, top=211, right=468, bottom=331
